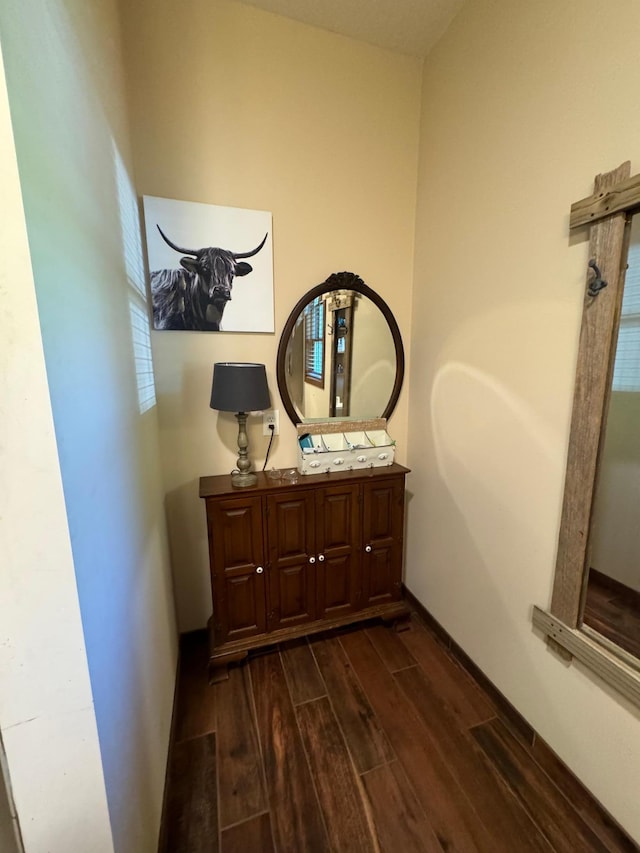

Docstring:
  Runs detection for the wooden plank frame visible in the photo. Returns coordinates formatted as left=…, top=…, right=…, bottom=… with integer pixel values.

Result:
left=538, top=161, right=640, bottom=707
left=551, top=162, right=631, bottom=627
left=570, top=170, right=640, bottom=228
left=532, top=607, right=640, bottom=707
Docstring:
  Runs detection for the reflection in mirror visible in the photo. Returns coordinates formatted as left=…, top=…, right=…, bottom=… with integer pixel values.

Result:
left=583, top=213, right=640, bottom=660
left=286, top=291, right=396, bottom=420
left=277, top=272, right=404, bottom=425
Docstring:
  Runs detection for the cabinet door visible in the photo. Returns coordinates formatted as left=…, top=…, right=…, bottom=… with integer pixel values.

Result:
left=266, top=491, right=316, bottom=630
left=361, top=477, right=404, bottom=607
left=209, top=496, right=266, bottom=644
left=316, top=484, right=361, bottom=618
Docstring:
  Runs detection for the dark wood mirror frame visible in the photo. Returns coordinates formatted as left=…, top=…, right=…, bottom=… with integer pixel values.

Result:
left=533, top=161, right=640, bottom=707
left=276, top=271, right=405, bottom=426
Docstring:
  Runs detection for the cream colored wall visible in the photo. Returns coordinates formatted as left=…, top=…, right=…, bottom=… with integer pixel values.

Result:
left=120, top=0, right=422, bottom=631
left=0, top=41, right=113, bottom=852
left=409, top=0, right=640, bottom=840
left=0, top=1, right=177, bottom=850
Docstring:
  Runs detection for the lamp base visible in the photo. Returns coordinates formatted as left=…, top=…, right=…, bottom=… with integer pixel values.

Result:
left=231, top=470, right=258, bottom=488
left=230, top=412, right=258, bottom=487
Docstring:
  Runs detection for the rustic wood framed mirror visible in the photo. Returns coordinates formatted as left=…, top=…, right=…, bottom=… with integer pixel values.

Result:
left=533, top=161, right=640, bottom=707
left=276, top=271, right=405, bottom=425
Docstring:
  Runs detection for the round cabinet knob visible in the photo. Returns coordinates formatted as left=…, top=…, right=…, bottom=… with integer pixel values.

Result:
left=365, top=545, right=372, bottom=553
left=309, top=556, right=316, bottom=564
left=309, top=461, right=320, bottom=468
left=333, top=457, right=344, bottom=465
left=256, top=566, right=264, bottom=574
left=357, top=455, right=367, bottom=463
left=318, top=554, right=325, bottom=562
left=378, top=453, right=388, bottom=460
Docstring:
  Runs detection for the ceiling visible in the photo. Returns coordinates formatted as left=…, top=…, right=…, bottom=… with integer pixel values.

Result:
left=232, top=0, right=465, bottom=58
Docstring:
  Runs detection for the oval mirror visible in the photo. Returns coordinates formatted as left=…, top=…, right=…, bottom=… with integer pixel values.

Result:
left=276, top=271, right=404, bottom=425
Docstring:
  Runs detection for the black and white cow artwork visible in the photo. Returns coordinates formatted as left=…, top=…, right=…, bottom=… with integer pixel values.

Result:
left=150, top=226, right=268, bottom=331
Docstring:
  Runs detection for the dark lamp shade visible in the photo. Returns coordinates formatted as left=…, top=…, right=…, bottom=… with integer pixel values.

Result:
left=210, top=362, right=271, bottom=413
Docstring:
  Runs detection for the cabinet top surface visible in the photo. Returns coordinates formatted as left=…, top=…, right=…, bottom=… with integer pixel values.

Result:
left=199, top=463, right=410, bottom=499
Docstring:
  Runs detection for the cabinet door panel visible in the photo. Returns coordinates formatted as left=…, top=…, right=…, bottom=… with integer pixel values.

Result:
left=362, top=478, right=404, bottom=607
left=316, top=485, right=361, bottom=617
left=209, top=496, right=266, bottom=643
left=267, top=492, right=316, bottom=629
left=276, top=565, right=310, bottom=622
left=367, top=548, right=396, bottom=602
left=321, top=554, right=352, bottom=611
left=226, top=575, right=264, bottom=635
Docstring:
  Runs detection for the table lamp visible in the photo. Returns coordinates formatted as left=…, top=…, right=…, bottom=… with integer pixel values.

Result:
left=210, top=362, right=271, bottom=488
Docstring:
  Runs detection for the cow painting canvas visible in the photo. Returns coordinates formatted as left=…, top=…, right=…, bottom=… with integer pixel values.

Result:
left=142, top=196, right=274, bottom=332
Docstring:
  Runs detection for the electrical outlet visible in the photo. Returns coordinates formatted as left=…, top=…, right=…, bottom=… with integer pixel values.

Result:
left=262, top=409, right=279, bottom=436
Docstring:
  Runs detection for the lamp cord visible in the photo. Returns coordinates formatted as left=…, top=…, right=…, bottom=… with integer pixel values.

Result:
left=262, top=424, right=275, bottom=471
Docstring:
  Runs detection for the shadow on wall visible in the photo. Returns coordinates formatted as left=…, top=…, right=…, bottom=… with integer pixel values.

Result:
left=165, top=482, right=213, bottom=630
left=407, top=354, right=591, bottom=757
left=429, top=358, right=559, bottom=615
left=407, top=298, right=582, bottom=690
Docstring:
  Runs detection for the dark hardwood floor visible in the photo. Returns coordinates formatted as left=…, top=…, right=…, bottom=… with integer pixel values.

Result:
left=584, top=570, right=640, bottom=660
left=159, top=614, right=637, bottom=852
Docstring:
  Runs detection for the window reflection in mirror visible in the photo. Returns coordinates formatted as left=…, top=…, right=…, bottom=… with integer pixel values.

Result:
left=303, top=296, right=325, bottom=389
left=583, top=213, right=640, bottom=660
left=285, top=289, right=397, bottom=421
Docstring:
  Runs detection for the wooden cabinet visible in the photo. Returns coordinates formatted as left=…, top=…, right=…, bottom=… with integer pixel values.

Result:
left=200, top=464, right=409, bottom=679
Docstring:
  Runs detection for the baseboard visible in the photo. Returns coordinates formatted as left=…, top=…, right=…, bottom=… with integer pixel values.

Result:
left=402, top=585, right=535, bottom=745
left=156, top=635, right=184, bottom=853
left=402, top=584, right=637, bottom=851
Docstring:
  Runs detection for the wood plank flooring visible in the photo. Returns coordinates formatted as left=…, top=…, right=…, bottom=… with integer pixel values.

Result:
left=584, top=570, right=640, bottom=660
left=159, top=615, right=638, bottom=852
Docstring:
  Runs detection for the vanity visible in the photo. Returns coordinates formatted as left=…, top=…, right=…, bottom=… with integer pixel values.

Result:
left=200, top=464, right=409, bottom=680
left=201, top=270, right=410, bottom=681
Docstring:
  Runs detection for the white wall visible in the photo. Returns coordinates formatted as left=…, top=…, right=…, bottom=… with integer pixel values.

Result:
left=0, top=40, right=113, bottom=852
left=408, top=0, right=640, bottom=840
left=0, top=1, right=178, bottom=850
left=120, top=0, right=422, bottom=631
